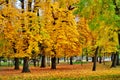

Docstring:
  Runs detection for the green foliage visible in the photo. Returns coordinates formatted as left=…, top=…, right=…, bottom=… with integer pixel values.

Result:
left=74, top=0, right=120, bottom=30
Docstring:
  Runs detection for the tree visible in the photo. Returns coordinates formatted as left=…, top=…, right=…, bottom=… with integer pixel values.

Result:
left=113, top=0, right=120, bottom=66
left=75, top=0, right=120, bottom=71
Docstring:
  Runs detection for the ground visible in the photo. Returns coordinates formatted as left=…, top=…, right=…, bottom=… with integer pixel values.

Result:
left=0, top=62, right=120, bottom=80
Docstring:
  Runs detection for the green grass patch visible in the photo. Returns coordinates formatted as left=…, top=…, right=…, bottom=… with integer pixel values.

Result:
left=73, top=61, right=88, bottom=64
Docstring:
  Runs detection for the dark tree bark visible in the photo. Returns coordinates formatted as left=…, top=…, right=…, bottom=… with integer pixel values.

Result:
left=14, top=58, right=19, bottom=70
left=99, top=56, right=102, bottom=64
left=92, top=57, right=94, bottom=62
left=111, top=53, right=117, bottom=68
left=116, top=33, right=120, bottom=66
left=70, top=57, right=73, bottom=65
left=41, top=54, right=46, bottom=68
left=51, top=57, right=56, bottom=69
left=57, top=58, right=60, bottom=64
left=86, top=54, right=88, bottom=62
left=92, top=46, right=99, bottom=71
left=22, top=57, right=30, bottom=73
left=118, top=33, right=120, bottom=47
left=113, top=0, right=120, bottom=66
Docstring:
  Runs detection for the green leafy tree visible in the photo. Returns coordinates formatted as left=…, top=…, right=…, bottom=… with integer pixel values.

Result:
left=75, top=0, right=120, bottom=71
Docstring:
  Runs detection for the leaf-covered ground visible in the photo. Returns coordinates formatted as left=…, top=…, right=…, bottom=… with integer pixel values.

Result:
left=0, top=62, right=120, bottom=80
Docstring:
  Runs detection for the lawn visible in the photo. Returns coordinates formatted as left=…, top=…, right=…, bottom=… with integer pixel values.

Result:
left=0, top=62, right=120, bottom=80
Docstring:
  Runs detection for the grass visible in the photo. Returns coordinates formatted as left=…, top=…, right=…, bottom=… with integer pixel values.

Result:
left=73, top=61, right=88, bottom=64
left=1, top=74, right=120, bottom=80
left=0, top=62, right=120, bottom=80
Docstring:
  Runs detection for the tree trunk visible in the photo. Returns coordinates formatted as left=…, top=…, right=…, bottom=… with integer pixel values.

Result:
left=51, top=57, right=56, bottom=69
left=99, top=56, right=102, bottom=64
left=14, top=58, right=19, bottom=70
left=116, top=33, right=120, bottom=65
left=22, top=57, right=30, bottom=73
left=70, top=57, right=73, bottom=65
left=57, top=58, right=60, bottom=64
left=86, top=54, right=88, bottom=62
left=92, top=57, right=94, bottom=62
left=111, top=53, right=117, bottom=68
left=41, top=55, right=46, bottom=68
left=92, top=46, right=99, bottom=71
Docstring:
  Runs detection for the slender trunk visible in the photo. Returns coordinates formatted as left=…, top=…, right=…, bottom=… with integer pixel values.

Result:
left=111, top=53, right=117, bottom=68
left=86, top=54, right=88, bottom=62
left=70, top=57, right=73, bottom=65
left=22, top=57, right=30, bottom=73
left=92, top=46, right=99, bottom=71
left=14, top=58, right=19, bottom=70
left=118, top=32, right=120, bottom=44
left=116, top=33, right=120, bottom=65
left=41, top=55, right=46, bottom=68
left=86, top=49, right=88, bottom=62
left=92, top=57, right=94, bottom=62
left=57, top=58, right=60, bottom=64
left=99, top=56, right=102, bottom=64
left=51, top=57, right=56, bottom=69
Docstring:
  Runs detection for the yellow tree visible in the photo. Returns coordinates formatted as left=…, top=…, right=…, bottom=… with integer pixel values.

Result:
left=0, top=0, right=49, bottom=72
left=37, top=1, right=82, bottom=69
left=0, top=0, right=22, bottom=69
